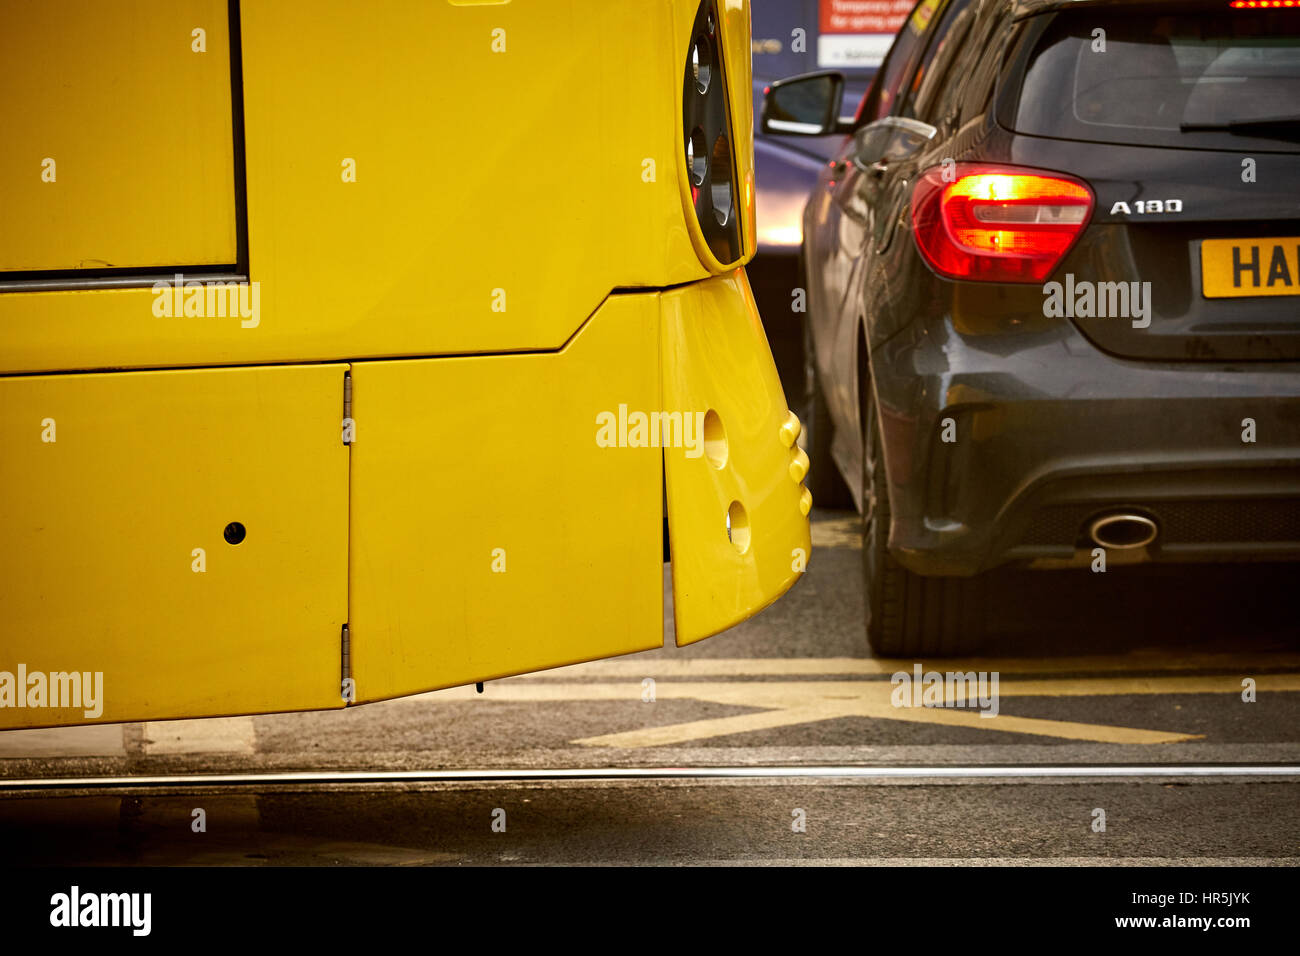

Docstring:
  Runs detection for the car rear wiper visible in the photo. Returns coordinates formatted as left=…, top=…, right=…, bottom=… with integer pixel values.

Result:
left=1180, top=115, right=1300, bottom=139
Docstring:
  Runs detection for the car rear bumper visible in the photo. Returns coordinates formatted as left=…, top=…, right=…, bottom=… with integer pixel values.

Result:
left=876, top=318, right=1300, bottom=576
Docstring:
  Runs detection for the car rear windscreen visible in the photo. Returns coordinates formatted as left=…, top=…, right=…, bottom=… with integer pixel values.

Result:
left=1009, top=6, right=1300, bottom=152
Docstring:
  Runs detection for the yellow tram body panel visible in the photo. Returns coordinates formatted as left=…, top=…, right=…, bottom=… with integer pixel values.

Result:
left=0, top=364, right=350, bottom=728
left=0, top=0, right=239, bottom=274
left=0, top=0, right=807, bottom=730
left=0, top=0, right=721, bottom=372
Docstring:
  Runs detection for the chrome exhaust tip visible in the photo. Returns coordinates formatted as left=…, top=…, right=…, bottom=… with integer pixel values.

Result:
left=1088, top=512, right=1158, bottom=550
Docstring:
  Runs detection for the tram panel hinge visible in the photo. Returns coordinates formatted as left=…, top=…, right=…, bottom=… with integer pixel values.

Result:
left=342, top=371, right=354, bottom=446
left=340, top=623, right=354, bottom=704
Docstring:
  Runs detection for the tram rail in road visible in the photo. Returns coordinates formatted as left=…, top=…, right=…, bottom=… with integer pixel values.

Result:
left=3, top=763, right=1299, bottom=793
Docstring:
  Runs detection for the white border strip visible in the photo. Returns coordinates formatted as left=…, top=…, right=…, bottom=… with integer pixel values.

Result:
left=2, top=765, right=1297, bottom=791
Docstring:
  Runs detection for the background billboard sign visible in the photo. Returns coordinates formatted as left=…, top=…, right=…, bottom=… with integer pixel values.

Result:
left=818, top=0, right=912, bottom=68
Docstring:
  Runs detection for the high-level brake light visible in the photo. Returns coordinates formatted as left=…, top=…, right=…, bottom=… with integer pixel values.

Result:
left=911, top=163, right=1094, bottom=283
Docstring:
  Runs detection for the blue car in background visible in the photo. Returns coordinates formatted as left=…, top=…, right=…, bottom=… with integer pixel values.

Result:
left=749, top=0, right=904, bottom=503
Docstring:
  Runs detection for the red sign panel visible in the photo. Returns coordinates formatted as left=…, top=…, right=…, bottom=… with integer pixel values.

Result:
left=820, top=0, right=914, bottom=36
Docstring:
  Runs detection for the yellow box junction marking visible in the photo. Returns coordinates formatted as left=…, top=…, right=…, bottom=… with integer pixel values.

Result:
left=411, top=654, right=1300, bottom=747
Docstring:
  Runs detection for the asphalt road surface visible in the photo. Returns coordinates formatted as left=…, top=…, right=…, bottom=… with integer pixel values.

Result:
left=3, top=510, right=1298, bottom=865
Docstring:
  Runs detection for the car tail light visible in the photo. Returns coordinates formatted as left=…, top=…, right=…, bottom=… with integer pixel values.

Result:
left=682, top=0, right=741, bottom=263
left=911, top=163, right=1094, bottom=283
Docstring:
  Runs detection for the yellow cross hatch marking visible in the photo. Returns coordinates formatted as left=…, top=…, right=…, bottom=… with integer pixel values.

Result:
left=411, top=667, right=1300, bottom=749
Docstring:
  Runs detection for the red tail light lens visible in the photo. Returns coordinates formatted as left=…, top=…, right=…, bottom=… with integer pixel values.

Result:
left=911, top=163, right=1094, bottom=283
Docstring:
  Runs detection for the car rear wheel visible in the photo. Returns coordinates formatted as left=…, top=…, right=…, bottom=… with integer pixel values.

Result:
left=861, top=378, right=987, bottom=657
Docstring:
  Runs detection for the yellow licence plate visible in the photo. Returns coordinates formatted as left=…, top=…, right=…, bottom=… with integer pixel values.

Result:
left=1201, top=238, right=1300, bottom=298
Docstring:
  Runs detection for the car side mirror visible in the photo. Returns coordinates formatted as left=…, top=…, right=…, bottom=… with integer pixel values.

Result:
left=849, top=116, right=938, bottom=173
left=761, top=71, right=851, bottom=137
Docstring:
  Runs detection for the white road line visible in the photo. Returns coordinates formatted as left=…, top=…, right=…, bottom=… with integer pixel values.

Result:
left=0, top=724, right=126, bottom=758
left=2, top=764, right=1297, bottom=790
left=141, top=717, right=256, bottom=755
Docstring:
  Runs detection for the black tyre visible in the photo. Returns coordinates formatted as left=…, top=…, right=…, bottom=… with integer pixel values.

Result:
left=861, top=378, right=987, bottom=657
left=800, top=315, right=854, bottom=509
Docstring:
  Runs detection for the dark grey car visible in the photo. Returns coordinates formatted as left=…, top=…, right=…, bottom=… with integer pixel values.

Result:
left=764, top=0, right=1300, bottom=654
left=747, top=0, right=873, bottom=449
